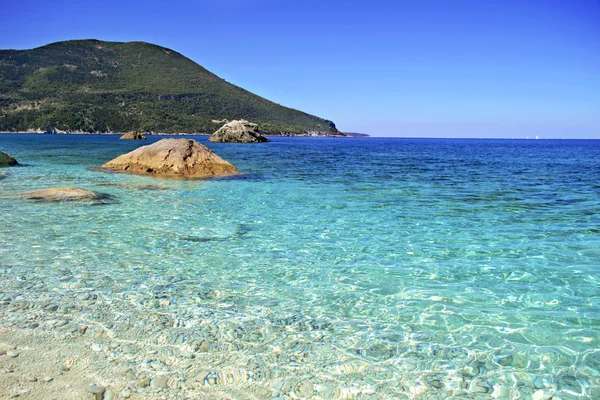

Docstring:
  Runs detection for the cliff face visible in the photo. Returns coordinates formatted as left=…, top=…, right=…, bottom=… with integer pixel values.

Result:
left=0, top=40, right=339, bottom=135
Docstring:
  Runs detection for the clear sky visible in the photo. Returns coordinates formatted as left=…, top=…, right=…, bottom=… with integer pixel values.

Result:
left=1, top=0, right=599, bottom=137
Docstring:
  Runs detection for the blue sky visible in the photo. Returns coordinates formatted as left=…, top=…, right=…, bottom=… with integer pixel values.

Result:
left=1, top=0, right=599, bottom=137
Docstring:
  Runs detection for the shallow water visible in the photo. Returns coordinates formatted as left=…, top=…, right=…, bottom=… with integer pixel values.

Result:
left=1, top=134, right=599, bottom=398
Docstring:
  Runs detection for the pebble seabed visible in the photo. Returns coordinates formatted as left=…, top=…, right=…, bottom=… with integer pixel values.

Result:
left=1, top=264, right=599, bottom=399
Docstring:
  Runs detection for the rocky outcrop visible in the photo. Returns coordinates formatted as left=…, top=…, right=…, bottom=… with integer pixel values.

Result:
left=100, top=138, right=238, bottom=177
left=22, top=188, right=108, bottom=202
left=0, top=152, right=18, bottom=167
left=209, top=120, right=269, bottom=143
left=120, top=132, right=146, bottom=140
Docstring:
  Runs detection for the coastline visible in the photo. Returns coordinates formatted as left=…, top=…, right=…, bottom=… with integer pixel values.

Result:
left=0, top=129, right=360, bottom=138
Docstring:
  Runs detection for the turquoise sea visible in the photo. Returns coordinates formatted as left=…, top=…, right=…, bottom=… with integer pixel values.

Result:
left=1, top=134, right=599, bottom=398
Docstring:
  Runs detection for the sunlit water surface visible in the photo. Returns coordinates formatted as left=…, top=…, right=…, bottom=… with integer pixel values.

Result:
left=1, top=134, right=599, bottom=398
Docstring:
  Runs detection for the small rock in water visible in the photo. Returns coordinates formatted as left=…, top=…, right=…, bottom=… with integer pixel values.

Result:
left=123, top=345, right=135, bottom=354
left=297, top=380, right=314, bottom=397
left=126, top=370, right=137, bottom=380
left=532, top=389, right=550, bottom=400
left=9, top=391, right=29, bottom=399
left=136, top=378, right=150, bottom=388
left=180, top=350, right=194, bottom=359
left=429, top=379, right=443, bottom=389
left=196, top=371, right=210, bottom=385
left=151, top=375, right=169, bottom=388
left=87, top=384, right=106, bottom=400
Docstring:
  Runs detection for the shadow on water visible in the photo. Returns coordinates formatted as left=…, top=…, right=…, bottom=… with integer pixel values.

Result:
left=208, top=173, right=267, bottom=182
left=3, top=191, right=118, bottom=207
left=88, top=167, right=267, bottom=183
left=180, top=223, right=252, bottom=243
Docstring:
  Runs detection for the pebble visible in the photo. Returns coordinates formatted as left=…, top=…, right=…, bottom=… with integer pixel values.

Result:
left=42, top=376, right=53, bottom=382
left=429, top=379, right=443, bottom=389
left=88, top=384, right=106, bottom=400
left=533, top=377, right=546, bottom=389
left=151, top=375, right=169, bottom=388
left=297, top=380, right=314, bottom=397
left=7, top=350, right=19, bottom=358
left=123, top=345, right=135, bottom=354
left=126, top=369, right=137, bottom=380
left=136, top=378, right=150, bottom=388
left=91, top=343, right=102, bottom=352
left=104, top=389, right=116, bottom=400
left=120, top=390, right=131, bottom=398
left=181, top=350, right=194, bottom=359
left=24, top=375, right=37, bottom=382
left=196, top=371, right=210, bottom=385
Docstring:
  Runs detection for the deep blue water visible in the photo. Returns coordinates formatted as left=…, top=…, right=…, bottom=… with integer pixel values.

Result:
left=1, top=134, right=599, bottom=398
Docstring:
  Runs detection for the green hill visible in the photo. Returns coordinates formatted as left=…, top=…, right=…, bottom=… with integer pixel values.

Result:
left=0, top=39, right=339, bottom=135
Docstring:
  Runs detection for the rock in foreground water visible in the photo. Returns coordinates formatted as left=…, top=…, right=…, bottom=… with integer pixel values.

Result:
left=119, top=132, right=146, bottom=140
left=0, top=151, right=18, bottom=167
left=209, top=120, right=269, bottom=143
left=101, top=138, right=238, bottom=177
left=21, top=188, right=108, bottom=202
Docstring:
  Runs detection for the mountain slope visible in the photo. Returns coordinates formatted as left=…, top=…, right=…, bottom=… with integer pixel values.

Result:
left=0, top=40, right=339, bottom=135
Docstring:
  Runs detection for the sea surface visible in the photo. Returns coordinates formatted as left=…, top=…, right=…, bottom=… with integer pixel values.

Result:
left=1, top=134, right=599, bottom=398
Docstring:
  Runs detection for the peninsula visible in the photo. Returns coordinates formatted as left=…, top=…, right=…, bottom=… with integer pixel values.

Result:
left=0, top=40, right=339, bottom=136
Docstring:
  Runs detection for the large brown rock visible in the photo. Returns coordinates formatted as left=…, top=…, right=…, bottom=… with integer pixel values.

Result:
left=100, top=138, right=238, bottom=177
left=0, top=152, right=18, bottom=167
left=209, top=120, right=269, bottom=143
left=22, top=188, right=108, bottom=202
left=120, top=132, right=147, bottom=140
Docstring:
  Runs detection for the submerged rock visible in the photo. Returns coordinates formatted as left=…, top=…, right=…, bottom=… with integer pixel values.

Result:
left=100, top=138, right=238, bottom=177
left=21, top=187, right=109, bottom=202
left=209, top=120, right=269, bottom=143
left=120, top=132, right=146, bottom=140
left=0, top=151, right=18, bottom=167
